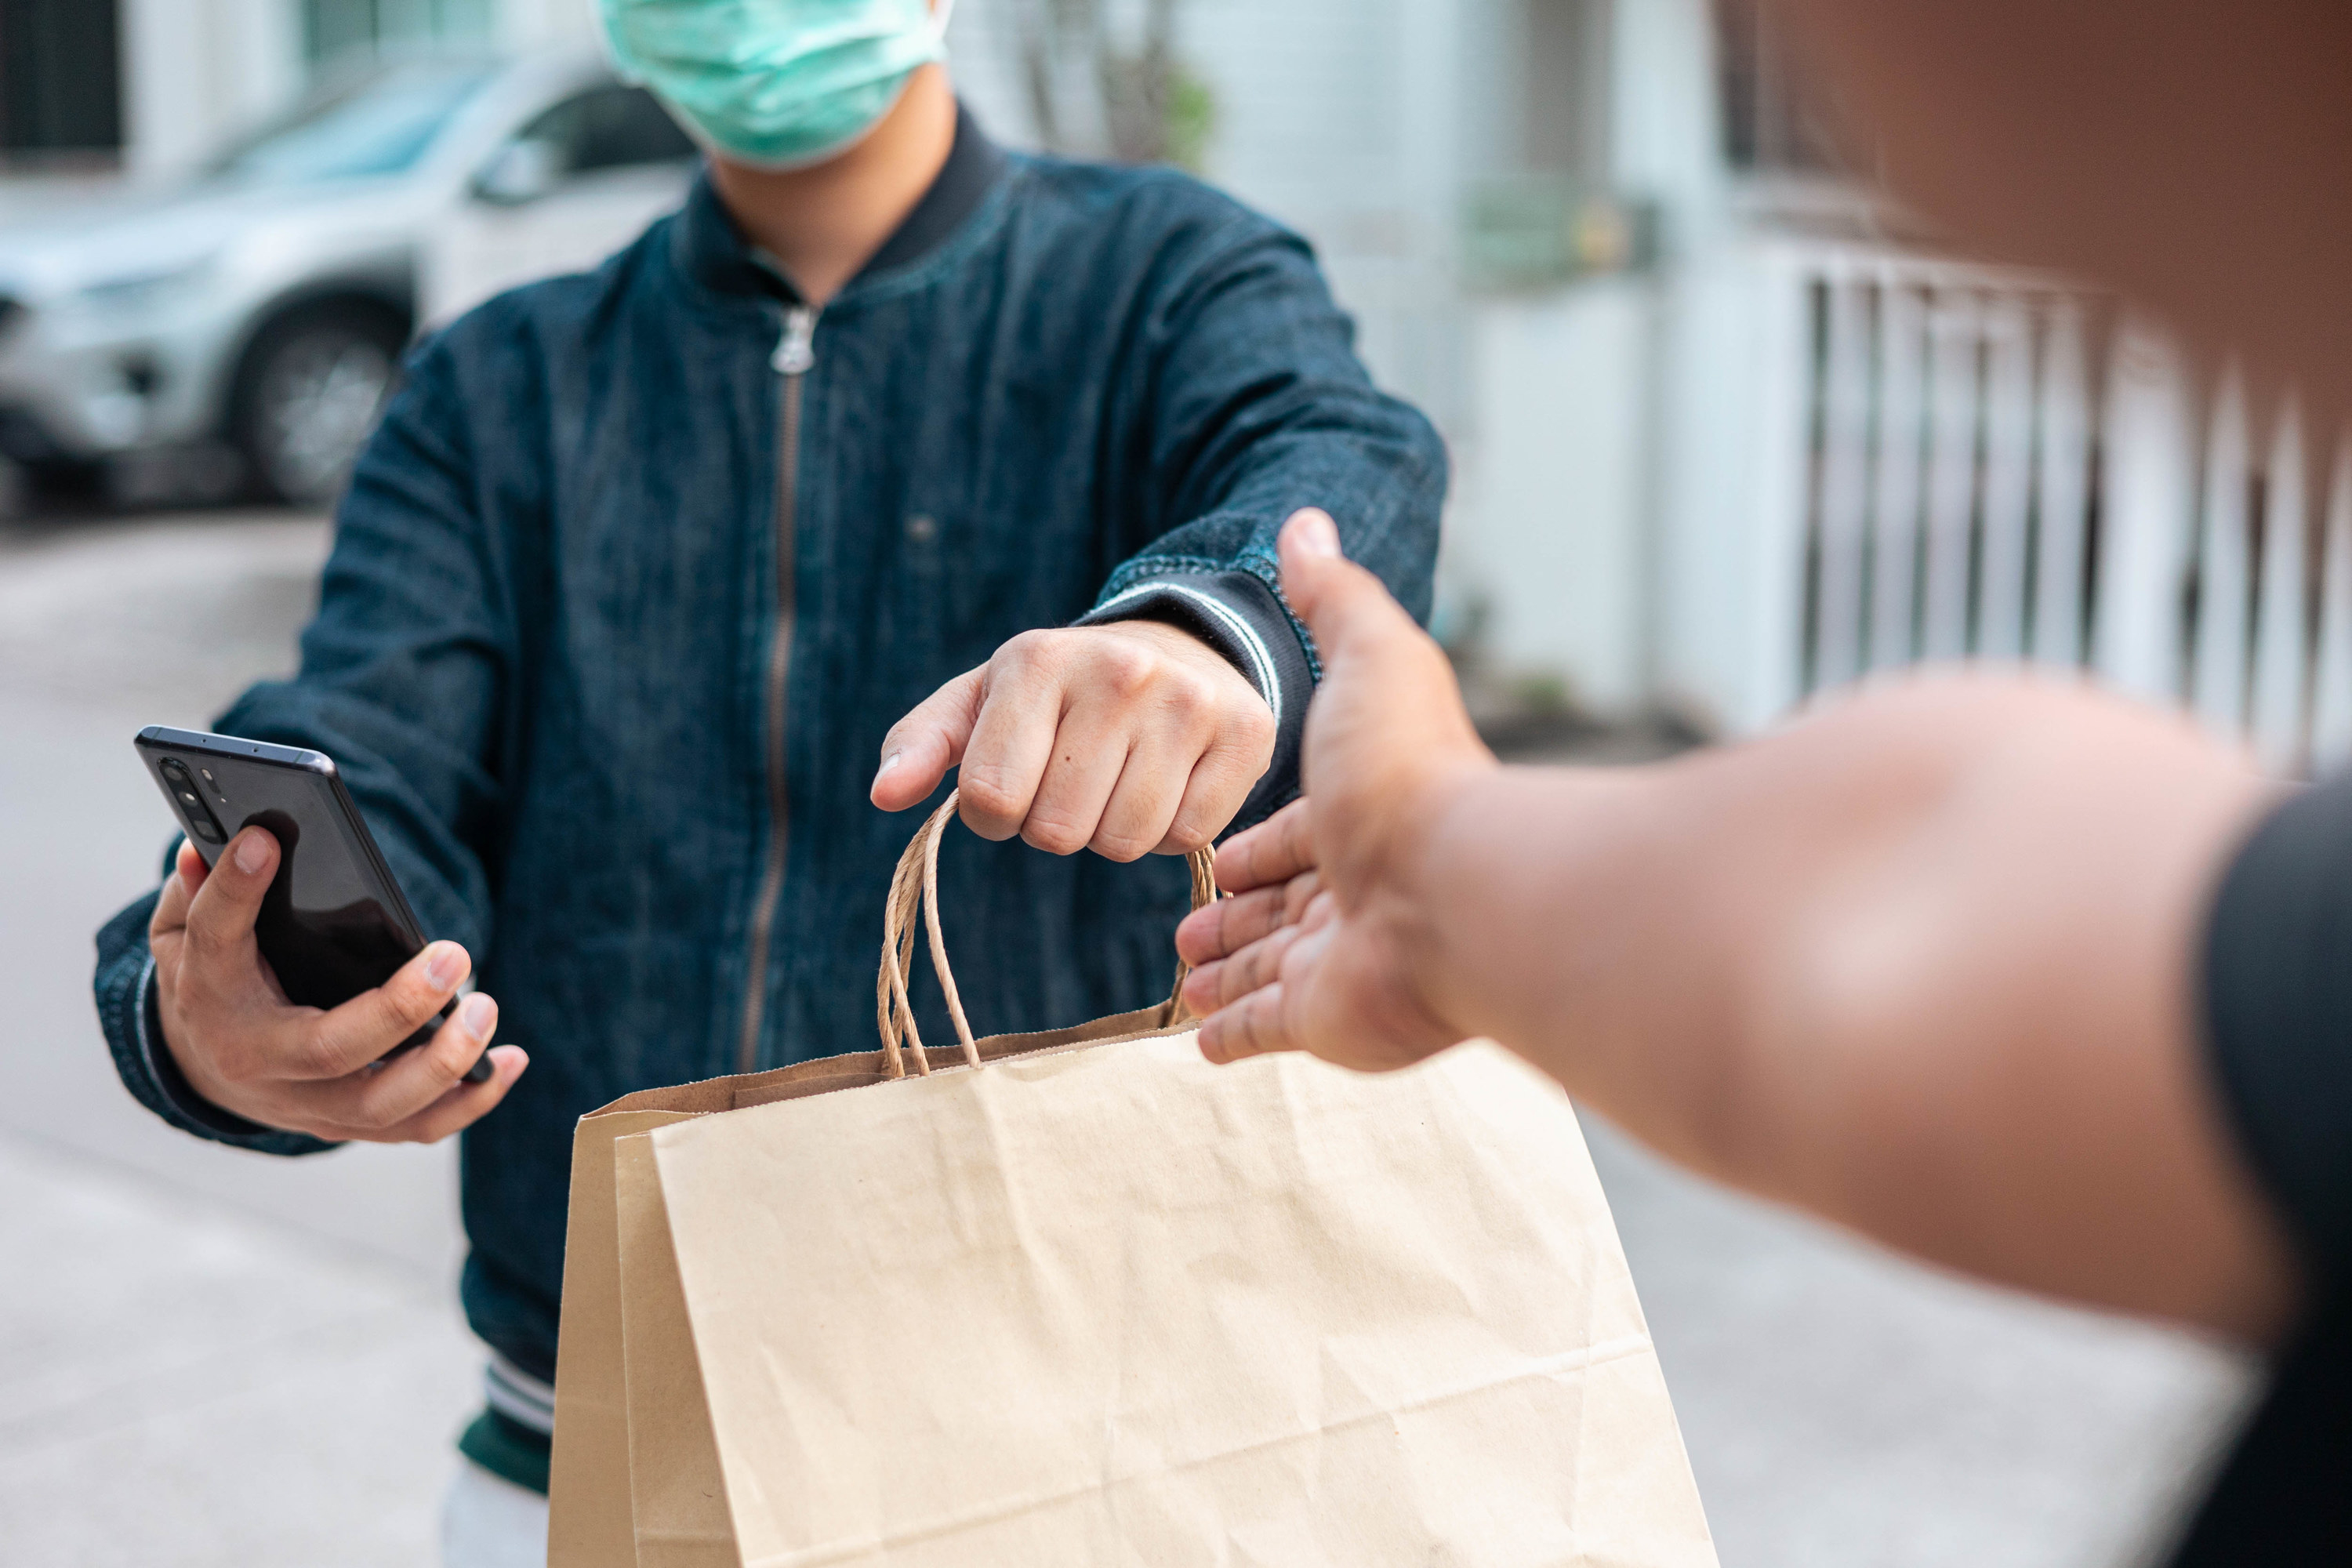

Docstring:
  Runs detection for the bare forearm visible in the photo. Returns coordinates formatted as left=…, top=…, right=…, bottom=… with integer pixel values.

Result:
left=1411, top=677, right=2299, bottom=1338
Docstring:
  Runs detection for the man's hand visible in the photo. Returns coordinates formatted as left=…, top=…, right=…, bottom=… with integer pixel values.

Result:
left=872, top=617, right=1276, bottom=860
left=1174, top=508, right=1495, bottom=1070
left=151, top=829, right=528, bottom=1143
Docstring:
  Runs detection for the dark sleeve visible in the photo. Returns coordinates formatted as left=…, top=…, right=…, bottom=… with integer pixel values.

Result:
left=1077, top=209, right=1446, bottom=832
left=2168, top=774, right=2352, bottom=1564
left=93, top=875, right=335, bottom=1155
left=89, top=335, right=511, bottom=1154
left=2163, top=1277, right=2352, bottom=1566
left=2201, top=771, right=2352, bottom=1287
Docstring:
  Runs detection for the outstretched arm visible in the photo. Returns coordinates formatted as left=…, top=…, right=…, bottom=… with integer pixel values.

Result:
left=1178, top=512, right=2300, bottom=1345
left=872, top=208, right=1445, bottom=855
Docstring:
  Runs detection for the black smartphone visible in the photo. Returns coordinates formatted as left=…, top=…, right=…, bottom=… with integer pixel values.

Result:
left=134, top=724, right=492, bottom=1083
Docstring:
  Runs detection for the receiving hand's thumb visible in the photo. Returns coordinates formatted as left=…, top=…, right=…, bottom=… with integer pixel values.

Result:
left=1277, top=509, right=1423, bottom=666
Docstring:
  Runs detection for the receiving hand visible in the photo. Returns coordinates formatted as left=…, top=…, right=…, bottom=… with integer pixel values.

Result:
left=871, top=616, right=1275, bottom=860
left=150, top=829, right=528, bottom=1142
left=1173, top=508, right=1496, bottom=1070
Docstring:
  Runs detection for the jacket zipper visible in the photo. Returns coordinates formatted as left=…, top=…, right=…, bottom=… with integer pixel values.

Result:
left=736, top=303, right=818, bottom=1074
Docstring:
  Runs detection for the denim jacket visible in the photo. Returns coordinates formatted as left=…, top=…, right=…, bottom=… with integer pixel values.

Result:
left=93, top=113, right=1444, bottom=1386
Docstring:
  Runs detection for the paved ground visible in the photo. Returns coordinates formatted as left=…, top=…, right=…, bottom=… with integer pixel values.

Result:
left=0, top=507, right=2256, bottom=1566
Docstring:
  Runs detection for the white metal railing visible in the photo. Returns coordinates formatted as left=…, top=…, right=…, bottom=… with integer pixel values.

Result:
left=1676, top=241, right=2352, bottom=778
left=1797, top=264, right=2101, bottom=687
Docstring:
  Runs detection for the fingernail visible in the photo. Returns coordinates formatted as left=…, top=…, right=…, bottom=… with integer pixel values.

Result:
left=873, top=752, right=900, bottom=786
left=425, top=942, right=464, bottom=989
left=233, top=832, right=270, bottom=875
left=461, top=993, right=497, bottom=1040
left=1289, top=510, right=1341, bottom=559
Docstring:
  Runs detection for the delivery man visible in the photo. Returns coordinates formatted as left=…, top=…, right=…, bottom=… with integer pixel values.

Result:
left=88, top=1, right=1443, bottom=1560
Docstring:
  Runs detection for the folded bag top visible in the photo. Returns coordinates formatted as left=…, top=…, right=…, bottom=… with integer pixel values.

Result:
left=545, top=796, right=1716, bottom=1568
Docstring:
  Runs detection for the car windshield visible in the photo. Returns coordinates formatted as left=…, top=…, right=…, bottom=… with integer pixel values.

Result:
left=207, top=61, right=496, bottom=184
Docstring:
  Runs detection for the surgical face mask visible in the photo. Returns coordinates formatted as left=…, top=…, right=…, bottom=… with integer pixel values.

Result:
left=600, top=0, right=953, bottom=171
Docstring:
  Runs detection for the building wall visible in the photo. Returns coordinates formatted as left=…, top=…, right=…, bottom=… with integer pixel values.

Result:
left=1458, top=279, right=1654, bottom=710
left=946, top=0, right=1459, bottom=424
left=120, top=0, right=301, bottom=175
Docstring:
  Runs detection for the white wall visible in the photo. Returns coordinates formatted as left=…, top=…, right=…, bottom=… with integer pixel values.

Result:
left=1455, top=279, right=1654, bottom=708
left=1648, top=244, right=1809, bottom=731
left=947, top=0, right=1465, bottom=429
left=1605, top=0, right=1725, bottom=258
left=495, top=0, right=601, bottom=51
left=120, top=0, right=303, bottom=176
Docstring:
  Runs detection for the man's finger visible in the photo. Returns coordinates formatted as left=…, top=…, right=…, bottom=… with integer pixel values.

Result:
left=1182, top=924, right=1302, bottom=1016
left=1018, top=706, right=1131, bottom=855
left=1176, top=883, right=1287, bottom=967
left=368, top=1046, right=529, bottom=1145
left=151, top=840, right=205, bottom=938
left=1292, top=886, right=1339, bottom=938
left=873, top=666, right=988, bottom=811
left=180, top=827, right=278, bottom=965
left=1091, top=729, right=1190, bottom=861
left=1156, top=724, right=1273, bottom=855
left=957, top=645, right=1073, bottom=840
left=1175, top=871, right=1320, bottom=966
left=1198, top=982, right=1294, bottom=1065
left=292, top=940, right=474, bottom=1080
left=1211, top=799, right=1315, bottom=894
left=342, top=992, right=500, bottom=1125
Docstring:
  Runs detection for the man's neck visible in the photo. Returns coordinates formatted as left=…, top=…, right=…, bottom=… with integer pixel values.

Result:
left=708, top=65, right=957, bottom=307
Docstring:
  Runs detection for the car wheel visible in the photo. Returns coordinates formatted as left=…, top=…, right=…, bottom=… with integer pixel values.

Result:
left=232, top=303, right=406, bottom=508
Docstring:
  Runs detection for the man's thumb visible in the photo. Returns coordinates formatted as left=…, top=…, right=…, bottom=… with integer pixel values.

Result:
left=1277, top=508, right=1417, bottom=664
left=183, top=826, right=277, bottom=954
left=873, top=666, right=985, bottom=811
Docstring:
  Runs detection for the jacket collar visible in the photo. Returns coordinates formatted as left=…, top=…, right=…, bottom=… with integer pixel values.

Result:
left=672, top=101, right=1009, bottom=306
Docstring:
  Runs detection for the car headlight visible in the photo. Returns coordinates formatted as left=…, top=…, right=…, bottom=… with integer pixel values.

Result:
left=74, top=252, right=220, bottom=312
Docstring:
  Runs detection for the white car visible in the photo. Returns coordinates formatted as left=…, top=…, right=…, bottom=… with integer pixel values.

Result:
left=0, top=52, right=696, bottom=506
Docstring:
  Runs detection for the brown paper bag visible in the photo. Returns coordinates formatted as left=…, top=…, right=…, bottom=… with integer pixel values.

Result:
left=546, top=795, right=1715, bottom=1567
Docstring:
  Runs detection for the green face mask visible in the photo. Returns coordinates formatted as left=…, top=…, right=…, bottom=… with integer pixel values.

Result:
left=600, top=0, right=952, bottom=170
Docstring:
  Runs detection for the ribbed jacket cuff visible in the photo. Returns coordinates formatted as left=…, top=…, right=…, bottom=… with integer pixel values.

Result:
left=1077, top=569, right=1309, bottom=831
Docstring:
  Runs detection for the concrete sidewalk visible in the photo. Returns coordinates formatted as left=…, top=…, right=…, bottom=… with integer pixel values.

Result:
left=0, top=1134, right=475, bottom=1567
left=0, top=510, right=2256, bottom=1566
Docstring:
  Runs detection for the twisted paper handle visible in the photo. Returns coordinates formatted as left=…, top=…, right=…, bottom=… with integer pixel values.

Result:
left=874, top=789, right=1220, bottom=1079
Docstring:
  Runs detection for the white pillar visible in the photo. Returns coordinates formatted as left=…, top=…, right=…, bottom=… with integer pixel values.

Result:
left=1606, top=0, right=1726, bottom=260
left=120, top=0, right=303, bottom=176
left=497, top=0, right=604, bottom=52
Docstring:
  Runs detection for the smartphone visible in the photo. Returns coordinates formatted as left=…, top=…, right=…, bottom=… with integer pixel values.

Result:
left=134, top=724, right=492, bottom=1083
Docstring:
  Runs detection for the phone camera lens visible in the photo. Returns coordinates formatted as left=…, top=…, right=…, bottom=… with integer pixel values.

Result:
left=160, top=757, right=229, bottom=844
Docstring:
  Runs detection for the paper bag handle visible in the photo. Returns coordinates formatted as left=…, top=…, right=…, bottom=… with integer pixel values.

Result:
left=874, top=789, right=1220, bottom=1079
